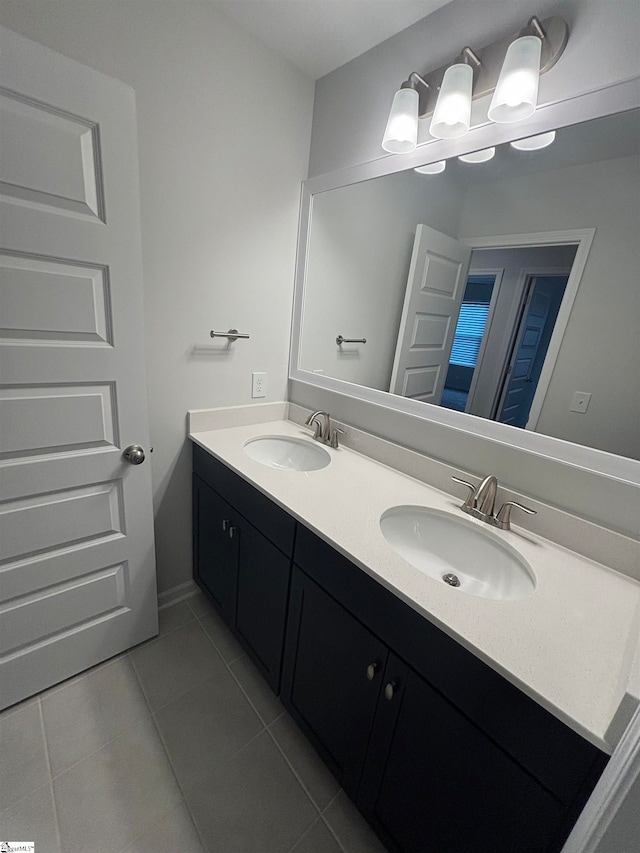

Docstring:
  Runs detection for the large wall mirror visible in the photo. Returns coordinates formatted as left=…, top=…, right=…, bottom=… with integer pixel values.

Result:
left=290, top=83, right=640, bottom=476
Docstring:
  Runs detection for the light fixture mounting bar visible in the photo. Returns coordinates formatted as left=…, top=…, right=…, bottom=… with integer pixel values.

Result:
left=409, top=15, right=568, bottom=119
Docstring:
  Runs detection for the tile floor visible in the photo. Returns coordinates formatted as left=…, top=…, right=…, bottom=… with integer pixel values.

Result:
left=0, top=592, right=388, bottom=853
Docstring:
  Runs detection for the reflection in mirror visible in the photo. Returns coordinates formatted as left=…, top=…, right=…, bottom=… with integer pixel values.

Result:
left=299, top=109, right=640, bottom=460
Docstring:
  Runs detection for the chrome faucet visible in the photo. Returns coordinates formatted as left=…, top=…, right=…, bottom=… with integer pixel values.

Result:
left=304, top=411, right=345, bottom=448
left=474, top=475, right=498, bottom=518
left=451, top=474, right=536, bottom=530
left=305, top=410, right=330, bottom=442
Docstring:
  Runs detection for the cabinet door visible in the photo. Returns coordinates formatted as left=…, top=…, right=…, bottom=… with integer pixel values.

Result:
left=192, top=475, right=238, bottom=618
left=281, top=567, right=389, bottom=796
left=235, top=520, right=291, bottom=692
left=360, top=655, right=565, bottom=853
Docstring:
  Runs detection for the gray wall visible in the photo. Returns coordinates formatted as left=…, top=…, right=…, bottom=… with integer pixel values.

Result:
left=300, top=171, right=464, bottom=388
left=0, top=0, right=314, bottom=595
left=292, top=0, right=640, bottom=538
left=460, top=155, right=640, bottom=459
left=310, top=0, right=640, bottom=177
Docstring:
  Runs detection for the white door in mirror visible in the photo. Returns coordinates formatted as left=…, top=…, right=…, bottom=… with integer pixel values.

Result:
left=390, top=225, right=471, bottom=406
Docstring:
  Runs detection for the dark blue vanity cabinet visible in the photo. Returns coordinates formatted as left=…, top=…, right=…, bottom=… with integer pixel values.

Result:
left=192, top=444, right=294, bottom=691
left=193, top=447, right=608, bottom=852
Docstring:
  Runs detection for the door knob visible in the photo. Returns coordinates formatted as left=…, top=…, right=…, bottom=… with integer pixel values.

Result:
left=123, top=444, right=145, bottom=465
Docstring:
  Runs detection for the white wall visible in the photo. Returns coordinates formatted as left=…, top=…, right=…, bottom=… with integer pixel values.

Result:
left=0, top=1, right=314, bottom=595
left=300, top=170, right=464, bottom=388
left=460, top=155, right=640, bottom=459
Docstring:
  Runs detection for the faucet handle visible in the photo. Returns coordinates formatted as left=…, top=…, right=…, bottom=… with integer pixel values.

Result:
left=494, top=501, right=537, bottom=530
left=451, top=476, right=477, bottom=510
left=329, top=427, right=345, bottom=449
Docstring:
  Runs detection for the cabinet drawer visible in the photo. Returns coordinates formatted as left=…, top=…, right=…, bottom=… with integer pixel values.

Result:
left=193, top=443, right=295, bottom=557
left=294, top=524, right=606, bottom=805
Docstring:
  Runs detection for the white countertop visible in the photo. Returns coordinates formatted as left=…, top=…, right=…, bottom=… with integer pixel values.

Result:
left=190, top=415, right=640, bottom=753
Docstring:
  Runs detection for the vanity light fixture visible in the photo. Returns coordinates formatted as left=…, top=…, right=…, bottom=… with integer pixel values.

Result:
left=488, top=25, right=544, bottom=123
left=414, top=160, right=446, bottom=175
left=381, top=83, right=421, bottom=153
left=381, top=15, right=568, bottom=153
left=510, top=130, right=557, bottom=150
left=429, top=50, right=479, bottom=139
left=458, top=147, right=496, bottom=163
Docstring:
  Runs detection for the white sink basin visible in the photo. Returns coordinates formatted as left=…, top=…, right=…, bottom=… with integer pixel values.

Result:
left=243, top=436, right=331, bottom=471
left=380, top=506, right=535, bottom=601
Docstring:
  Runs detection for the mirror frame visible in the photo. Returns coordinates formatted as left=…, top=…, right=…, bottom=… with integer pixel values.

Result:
left=289, top=77, right=640, bottom=484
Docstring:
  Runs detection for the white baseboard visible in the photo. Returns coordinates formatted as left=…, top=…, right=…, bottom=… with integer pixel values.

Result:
left=157, top=580, right=199, bottom=610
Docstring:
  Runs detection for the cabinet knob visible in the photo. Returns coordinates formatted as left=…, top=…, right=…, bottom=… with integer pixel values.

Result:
left=384, top=681, right=397, bottom=701
left=228, top=526, right=238, bottom=539
left=222, top=519, right=230, bottom=532
left=366, top=662, right=379, bottom=681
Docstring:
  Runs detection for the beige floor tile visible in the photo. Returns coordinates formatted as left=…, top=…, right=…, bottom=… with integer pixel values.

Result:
left=0, top=700, right=50, bottom=809
left=155, top=669, right=263, bottom=789
left=158, top=600, right=196, bottom=636
left=130, top=621, right=225, bottom=711
left=0, top=783, right=60, bottom=853
left=199, top=609, right=245, bottom=663
left=186, top=730, right=317, bottom=852
left=323, top=790, right=388, bottom=853
left=290, top=818, right=343, bottom=853
left=270, top=714, right=340, bottom=811
left=186, top=590, right=215, bottom=617
left=230, top=654, right=284, bottom=725
left=53, top=715, right=181, bottom=853
left=42, top=656, right=151, bottom=777
left=122, top=800, right=204, bottom=853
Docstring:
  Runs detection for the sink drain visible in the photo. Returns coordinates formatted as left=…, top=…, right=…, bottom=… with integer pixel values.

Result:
left=442, top=573, right=461, bottom=588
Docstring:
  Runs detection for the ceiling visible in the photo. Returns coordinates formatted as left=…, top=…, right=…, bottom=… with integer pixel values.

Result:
left=212, top=0, right=453, bottom=79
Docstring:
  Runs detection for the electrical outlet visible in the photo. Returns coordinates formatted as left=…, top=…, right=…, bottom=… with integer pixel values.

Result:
left=570, top=391, right=591, bottom=414
left=252, top=371, right=267, bottom=398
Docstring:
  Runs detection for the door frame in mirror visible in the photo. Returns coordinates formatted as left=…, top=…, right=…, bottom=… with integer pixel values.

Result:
left=289, top=77, right=640, bottom=483
left=461, top=228, right=594, bottom=431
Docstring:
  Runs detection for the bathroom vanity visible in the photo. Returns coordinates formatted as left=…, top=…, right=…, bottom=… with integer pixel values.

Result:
left=190, top=411, right=640, bottom=853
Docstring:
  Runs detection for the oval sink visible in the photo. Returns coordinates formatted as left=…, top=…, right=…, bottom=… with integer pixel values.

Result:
left=243, top=436, right=331, bottom=472
left=380, top=506, right=535, bottom=601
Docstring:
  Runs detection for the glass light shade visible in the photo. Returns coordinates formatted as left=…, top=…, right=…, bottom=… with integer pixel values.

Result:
left=488, top=35, right=542, bottom=123
left=510, top=130, right=556, bottom=150
left=414, top=161, right=446, bottom=175
left=429, top=63, right=473, bottom=139
left=459, top=147, right=496, bottom=163
left=382, top=87, right=419, bottom=153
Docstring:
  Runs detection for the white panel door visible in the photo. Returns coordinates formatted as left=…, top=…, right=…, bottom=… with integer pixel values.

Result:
left=389, top=225, right=471, bottom=405
left=0, top=27, right=158, bottom=709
